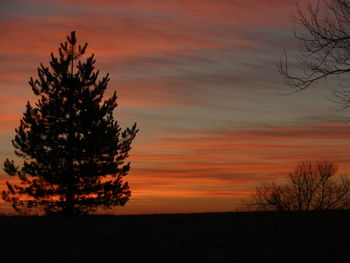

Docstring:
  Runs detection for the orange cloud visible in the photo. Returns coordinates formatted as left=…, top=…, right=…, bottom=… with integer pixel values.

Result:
left=3, top=121, right=348, bottom=214
left=109, top=122, right=349, bottom=211
left=1, top=0, right=348, bottom=214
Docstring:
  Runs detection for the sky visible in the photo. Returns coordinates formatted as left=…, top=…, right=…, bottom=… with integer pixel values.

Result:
left=1, top=0, right=350, bottom=214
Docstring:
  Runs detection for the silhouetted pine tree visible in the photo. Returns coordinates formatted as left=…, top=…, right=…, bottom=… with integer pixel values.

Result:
left=2, top=31, right=138, bottom=215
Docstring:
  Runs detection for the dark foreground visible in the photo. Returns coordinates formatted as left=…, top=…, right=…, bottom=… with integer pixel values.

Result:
left=1, top=211, right=350, bottom=262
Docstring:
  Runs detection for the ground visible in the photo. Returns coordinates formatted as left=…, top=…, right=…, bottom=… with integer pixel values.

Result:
left=0, top=211, right=349, bottom=262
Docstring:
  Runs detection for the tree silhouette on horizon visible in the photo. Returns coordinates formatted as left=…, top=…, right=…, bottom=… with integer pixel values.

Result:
left=2, top=31, right=138, bottom=215
left=251, top=160, right=350, bottom=211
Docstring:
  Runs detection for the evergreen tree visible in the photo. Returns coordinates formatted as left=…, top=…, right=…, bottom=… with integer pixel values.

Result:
left=2, top=31, right=138, bottom=215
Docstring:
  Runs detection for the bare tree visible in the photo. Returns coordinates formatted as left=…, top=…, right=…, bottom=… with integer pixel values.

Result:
left=251, top=161, right=350, bottom=211
left=280, top=0, right=350, bottom=108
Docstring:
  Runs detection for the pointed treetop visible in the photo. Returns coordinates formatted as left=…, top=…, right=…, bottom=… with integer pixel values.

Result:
left=67, top=31, right=77, bottom=45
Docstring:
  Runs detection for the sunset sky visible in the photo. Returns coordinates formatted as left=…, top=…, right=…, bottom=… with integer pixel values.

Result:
left=1, top=0, right=350, bottom=214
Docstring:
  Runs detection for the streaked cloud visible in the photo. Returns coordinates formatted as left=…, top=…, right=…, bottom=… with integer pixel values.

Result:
left=1, top=0, right=349, bottom=214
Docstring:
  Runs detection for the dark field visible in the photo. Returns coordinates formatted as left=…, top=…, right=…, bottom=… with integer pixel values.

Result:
left=1, top=211, right=350, bottom=262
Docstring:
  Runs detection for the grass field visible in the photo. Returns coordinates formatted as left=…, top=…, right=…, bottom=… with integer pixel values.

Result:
left=1, top=211, right=349, bottom=262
